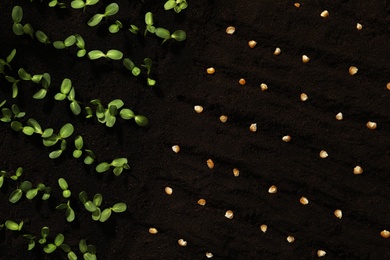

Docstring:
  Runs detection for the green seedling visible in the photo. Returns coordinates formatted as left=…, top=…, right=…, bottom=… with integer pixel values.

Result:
left=26, top=118, right=54, bottom=137
left=56, top=200, right=75, bottom=222
left=43, top=123, right=74, bottom=159
left=164, top=0, right=188, bottom=13
left=58, top=178, right=71, bottom=198
left=141, top=58, right=156, bottom=86
left=11, top=121, right=36, bottom=136
left=109, top=20, right=123, bottom=33
left=91, top=193, right=103, bottom=221
left=39, top=227, right=50, bottom=245
left=88, top=3, right=119, bottom=27
left=75, top=34, right=86, bottom=57
left=43, top=233, right=70, bottom=254
left=134, top=115, right=149, bottom=127
left=171, top=30, right=187, bottom=41
left=23, top=234, right=36, bottom=250
left=9, top=180, right=32, bottom=203
left=0, top=170, right=6, bottom=188
left=88, top=49, right=123, bottom=60
left=35, top=30, right=50, bottom=44
left=119, top=108, right=134, bottom=120
left=155, top=28, right=186, bottom=43
left=2, top=104, right=25, bottom=122
left=12, top=6, right=24, bottom=35
left=4, top=75, right=21, bottom=98
left=0, top=49, right=16, bottom=74
left=71, top=0, right=99, bottom=11
left=95, top=158, right=130, bottom=176
left=129, top=24, right=139, bottom=34
left=123, top=58, right=141, bottom=76
left=84, top=149, right=96, bottom=165
left=53, top=35, right=77, bottom=49
left=48, top=0, right=66, bottom=8
left=79, top=191, right=100, bottom=218
left=26, top=183, right=51, bottom=200
left=5, top=220, right=23, bottom=231
left=144, top=12, right=156, bottom=36
left=73, top=135, right=83, bottom=158
left=99, top=202, right=127, bottom=222
left=10, top=167, right=23, bottom=181
left=54, top=78, right=81, bottom=115
left=79, top=239, right=97, bottom=260
left=90, top=99, right=123, bottom=127
left=18, top=69, right=51, bottom=99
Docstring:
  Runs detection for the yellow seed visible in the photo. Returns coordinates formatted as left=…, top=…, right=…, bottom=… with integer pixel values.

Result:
left=233, top=168, right=240, bottom=177
left=366, top=121, right=377, bottom=130
left=225, top=210, right=234, bottom=219
left=282, top=135, right=291, bottom=142
left=387, top=83, right=390, bottom=90
left=356, top=23, right=362, bottom=30
left=178, top=239, right=187, bottom=246
left=194, top=105, right=204, bottom=113
left=172, top=145, right=180, bottom=153
left=300, top=93, right=308, bottom=101
left=165, top=187, right=173, bottom=195
left=149, top=228, right=158, bottom=234
left=319, top=150, right=328, bottom=159
left=274, top=48, right=281, bottom=56
left=335, top=112, right=343, bottom=120
left=334, top=209, right=342, bottom=219
left=349, top=66, right=358, bottom=75
left=317, top=250, right=326, bottom=257
left=353, top=165, right=363, bottom=175
left=219, top=115, right=228, bottom=123
left=206, top=67, right=215, bottom=74
left=239, top=78, right=246, bottom=85
left=287, top=235, right=295, bottom=243
left=226, top=26, right=235, bottom=35
left=197, top=198, right=206, bottom=206
left=381, top=230, right=390, bottom=238
left=299, top=196, right=309, bottom=205
left=248, top=40, right=257, bottom=48
left=249, top=123, right=257, bottom=132
left=294, top=3, right=300, bottom=8
left=268, top=185, right=277, bottom=194
left=302, top=55, right=310, bottom=63
left=320, top=10, right=329, bottom=18
left=260, top=224, right=268, bottom=233
left=206, top=252, right=214, bottom=258
left=207, top=159, right=214, bottom=169
left=260, top=83, right=268, bottom=91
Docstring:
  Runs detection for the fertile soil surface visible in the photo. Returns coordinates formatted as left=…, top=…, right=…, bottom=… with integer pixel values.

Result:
left=1, top=0, right=390, bottom=259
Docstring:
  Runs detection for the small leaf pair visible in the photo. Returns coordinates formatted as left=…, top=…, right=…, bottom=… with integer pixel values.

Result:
left=95, top=158, right=130, bottom=176
left=88, top=49, right=123, bottom=60
left=88, top=3, right=119, bottom=27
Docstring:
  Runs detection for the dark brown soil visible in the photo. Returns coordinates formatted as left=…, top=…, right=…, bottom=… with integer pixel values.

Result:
left=1, top=0, right=390, bottom=259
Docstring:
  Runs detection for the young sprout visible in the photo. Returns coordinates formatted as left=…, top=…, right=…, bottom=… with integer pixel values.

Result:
left=35, top=30, right=51, bottom=44
left=0, top=49, right=16, bottom=74
left=48, top=0, right=66, bottom=8
left=5, top=220, right=24, bottom=231
left=141, top=58, right=156, bottom=86
left=155, top=28, right=171, bottom=43
left=123, top=58, right=141, bottom=76
left=12, top=6, right=24, bottom=35
left=23, top=234, right=36, bottom=250
left=88, top=49, right=123, bottom=60
left=71, top=0, right=99, bottom=11
left=95, top=158, right=130, bottom=176
left=109, top=20, right=123, bottom=33
left=43, top=123, right=74, bottom=159
left=18, top=69, right=51, bottom=99
left=88, top=3, right=119, bottom=27
left=79, top=191, right=98, bottom=213
left=56, top=200, right=75, bottom=222
left=164, top=0, right=188, bottom=13
left=9, top=181, right=32, bottom=203
left=10, top=167, right=23, bottom=180
left=144, top=12, right=156, bottom=36
left=38, top=227, right=50, bottom=245
left=0, top=170, right=6, bottom=189
left=99, top=202, right=127, bottom=222
left=129, top=24, right=139, bottom=34
left=79, top=239, right=97, bottom=260
left=171, top=30, right=187, bottom=41
left=54, top=78, right=81, bottom=115
left=2, top=104, right=25, bottom=123
left=84, top=149, right=96, bottom=165
left=43, top=233, right=69, bottom=254
left=53, top=35, right=77, bottom=49
left=27, top=118, right=53, bottom=137
left=58, top=178, right=71, bottom=198
left=4, top=75, right=21, bottom=98
left=134, top=115, right=149, bottom=127
left=73, top=135, right=83, bottom=158
left=75, top=34, right=86, bottom=57
left=11, top=120, right=37, bottom=136
left=26, top=183, right=51, bottom=200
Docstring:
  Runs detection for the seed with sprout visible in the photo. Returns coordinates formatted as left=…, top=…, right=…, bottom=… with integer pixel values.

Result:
left=294, top=3, right=300, bottom=8
left=206, top=67, right=215, bottom=74
left=356, top=23, right=362, bottom=30
left=317, top=250, right=326, bottom=257
left=220, top=115, right=228, bottom=123
left=260, top=83, right=268, bottom=91
left=206, top=252, right=213, bottom=258
left=274, top=48, right=281, bottom=56
left=226, top=26, right=235, bottom=35
left=268, top=185, right=277, bottom=194
left=334, top=209, right=342, bottom=219
left=353, top=165, right=363, bottom=175
left=300, top=196, right=309, bottom=205
left=319, top=150, right=328, bottom=158
left=302, top=55, right=310, bottom=63
left=239, top=78, right=246, bottom=85
left=282, top=135, right=291, bottom=142
left=149, top=228, right=158, bottom=234
left=287, top=235, right=295, bottom=243
left=349, top=66, right=358, bottom=75
left=165, top=187, right=173, bottom=195
left=207, top=159, right=214, bottom=169
left=335, top=112, right=343, bottom=120
left=172, top=145, right=180, bottom=153
left=381, top=230, right=390, bottom=238
left=300, top=93, right=308, bottom=101
left=320, top=10, right=329, bottom=18
left=248, top=40, right=257, bottom=48
left=194, top=105, right=204, bottom=113
left=387, top=83, right=390, bottom=90
left=260, top=224, right=268, bottom=233
left=178, top=239, right=187, bottom=246
left=366, top=121, right=377, bottom=130
left=197, top=198, right=206, bottom=206
left=249, top=123, right=257, bottom=132
left=233, top=168, right=240, bottom=177
left=225, top=210, right=234, bottom=219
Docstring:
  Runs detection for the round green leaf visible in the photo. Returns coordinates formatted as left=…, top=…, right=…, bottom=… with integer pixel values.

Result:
left=87, top=0, right=99, bottom=5
left=70, top=101, right=81, bottom=115
left=60, top=123, right=74, bottom=138
left=119, top=108, right=134, bottom=120
left=112, top=202, right=127, bottom=213
left=53, top=41, right=65, bottom=49
left=105, top=3, right=119, bottom=16
left=12, top=6, right=23, bottom=23
left=108, top=99, right=124, bottom=109
left=68, top=251, right=77, bottom=260
left=84, top=156, right=94, bottom=165
left=123, top=58, right=135, bottom=70
left=84, top=253, right=97, bottom=260
left=33, top=89, right=47, bottom=99
left=73, top=150, right=82, bottom=158
left=58, top=178, right=68, bottom=190
left=26, top=189, right=38, bottom=200
left=44, top=244, right=56, bottom=254
left=111, top=158, right=128, bottom=167
left=88, top=50, right=105, bottom=60
left=109, top=24, right=119, bottom=33
left=106, top=50, right=123, bottom=60
left=171, top=30, right=187, bottom=41
left=164, top=0, right=176, bottom=10
left=71, top=0, right=85, bottom=9
left=28, top=239, right=36, bottom=250
left=93, top=193, right=103, bottom=207
left=145, top=12, right=153, bottom=25
left=77, top=49, right=86, bottom=57
left=179, top=2, right=188, bottom=9
left=99, top=208, right=112, bottom=222
left=35, top=31, right=50, bottom=44
left=113, top=167, right=123, bottom=176
left=54, top=93, right=66, bottom=101
left=64, top=35, right=76, bottom=47
left=63, top=190, right=71, bottom=198
left=22, top=126, right=35, bottom=136
left=96, top=162, right=110, bottom=173
left=49, top=150, right=62, bottom=159
left=11, top=121, right=23, bottom=131
left=147, top=78, right=156, bottom=86
left=92, top=207, right=101, bottom=221
left=75, top=34, right=85, bottom=48
left=9, top=189, right=22, bottom=203
left=5, top=220, right=19, bottom=231
left=42, top=128, right=54, bottom=138
left=12, top=23, right=24, bottom=35
left=18, top=68, right=32, bottom=80
left=84, top=201, right=97, bottom=212
left=23, top=23, right=34, bottom=37
left=155, top=28, right=171, bottom=40
left=74, top=135, right=83, bottom=150
left=60, top=78, right=72, bottom=94
left=79, top=191, right=88, bottom=203
left=79, top=239, right=88, bottom=253
left=87, top=14, right=104, bottom=27
left=106, top=115, right=116, bottom=127
left=66, top=207, right=75, bottom=222
left=132, top=67, right=141, bottom=76
left=134, top=115, right=149, bottom=127
left=54, top=234, right=64, bottom=247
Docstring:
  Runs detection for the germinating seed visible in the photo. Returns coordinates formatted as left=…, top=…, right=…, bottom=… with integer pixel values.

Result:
left=172, top=145, right=180, bottom=153
left=268, top=185, right=277, bottom=194
left=165, top=187, right=173, bottom=195
left=207, top=159, right=215, bottom=169
left=381, top=230, right=390, bottom=238
left=300, top=196, right=309, bottom=205
left=194, top=105, right=204, bottom=113
left=334, top=209, right=342, bottom=219
left=198, top=198, right=206, bottom=206
left=249, top=123, right=257, bottom=132
left=302, top=55, right=310, bottom=63
left=317, top=250, right=326, bottom=257
left=349, top=66, right=358, bottom=75
left=233, top=168, right=240, bottom=177
left=260, top=83, right=268, bottom=91
left=319, top=150, right=328, bottom=158
left=366, top=121, right=377, bottom=130
left=225, top=210, right=234, bottom=219
left=282, top=135, right=291, bottom=142
left=353, top=166, right=363, bottom=175
left=239, top=78, right=246, bottom=85
left=300, top=93, right=308, bottom=101
left=178, top=239, right=187, bottom=246
left=274, top=48, right=281, bottom=55
left=260, top=224, right=268, bottom=233
left=248, top=40, right=257, bottom=48
left=335, top=112, right=343, bottom=120
left=294, top=3, right=300, bottom=8
left=226, top=26, right=235, bottom=34
left=206, top=252, right=214, bottom=258
left=356, top=23, right=363, bottom=30
left=320, top=10, right=329, bottom=18
left=149, top=228, right=158, bottom=234
left=220, top=115, right=228, bottom=123
left=207, top=67, right=215, bottom=74
left=287, top=235, right=295, bottom=243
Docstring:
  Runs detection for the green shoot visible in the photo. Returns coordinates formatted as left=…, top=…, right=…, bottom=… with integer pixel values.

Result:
left=75, top=34, right=86, bottom=57
left=141, top=58, right=156, bottom=86
left=95, top=158, right=130, bottom=176
left=43, top=233, right=70, bottom=254
left=79, top=239, right=97, bottom=260
left=87, top=3, right=119, bottom=27
left=26, top=183, right=51, bottom=200
left=10, top=167, right=23, bottom=181
left=71, top=0, right=99, bottom=11
left=58, top=178, right=71, bottom=198
left=164, top=0, right=188, bottom=13
left=53, top=35, right=77, bottom=49
left=79, top=191, right=98, bottom=213
left=54, top=78, right=81, bottom=115
left=84, top=149, right=96, bottom=165
left=171, top=30, right=187, bottom=41
left=144, top=12, right=156, bottom=36
left=0, top=170, right=6, bottom=188
left=9, top=181, right=32, bottom=203
left=35, top=30, right=50, bottom=44
left=56, top=200, right=75, bottom=222
left=12, top=6, right=24, bottom=35
left=88, top=49, right=123, bottom=60
left=48, top=0, right=66, bottom=8
left=99, top=202, right=127, bottom=222
left=155, top=27, right=171, bottom=43
left=18, top=69, right=51, bottom=99
left=73, top=135, right=83, bottom=158
left=5, top=76, right=21, bottom=98
left=11, top=121, right=36, bottom=136
left=134, top=115, right=149, bottom=127
left=23, top=234, right=36, bottom=250
left=23, top=23, right=34, bottom=38
left=26, top=118, right=53, bottom=137
left=5, top=220, right=23, bottom=231
left=43, top=123, right=74, bottom=159
left=39, top=227, right=50, bottom=245
left=123, top=58, right=141, bottom=76
left=129, top=24, right=139, bottom=34
left=109, top=20, right=123, bottom=33
left=0, top=49, right=16, bottom=74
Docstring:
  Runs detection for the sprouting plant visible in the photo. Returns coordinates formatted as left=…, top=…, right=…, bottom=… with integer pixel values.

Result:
left=54, top=78, right=81, bottom=115
left=87, top=49, right=123, bottom=60
left=26, top=118, right=54, bottom=137
left=155, top=27, right=186, bottom=43
left=129, top=24, right=139, bottom=34
left=5, top=220, right=23, bottom=231
left=9, top=181, right=32, bottom=203
left=87, top=3, right=119, bottom=27
left=95, top=158, right=130, bottom=176
left=94, top=99, right=123, bottom=127
left=53, top=35, right=77, bottom=49
left=79, top=239, right=97, bottom=260
left=23, top=234, right=36, bottom=250
left=38, top=227, right=50, bottom=245
left=75, top=34, right=87, bottom=57
left=2, top=104, right=25, bottom=123
left=144, top=12, right=156, bottom=36
left=109, top=20, right=123, bottom=33
left=141, top=58, right=156, bottom=86
left=0, top=170, right=6, bottom=188
left=12, top=6, right=24, bottom=35
left=43, top=233, right=71, bottom=254
left=10, top=167, right=23, bottom=180
left=26, top=183, right=51, bottom=200
left=11, top=121, right=37, bottom=136
left=79, top=191, right=100, bottom=218
left=41, top=123, right=74, bottom=159
left=84, top=149, right=96, bottom=165
left=73, top=135, right=83, bottom=158
left=123, top=58, right=141, bottom=76
left=18, top=69, right=51, bottom=99
left=58, top=178, right=71, bottom=198
left=0, top=49, right=16, bottom=74
left=56, top=200, right=75, bottom=222
left=71, top=0, right=99, bottom=11
left=164, top=0, right=188, bottom=13
left=48, top=0, right=66, bottom=8
left=35, top=30, right=50, bottom=44
left=99, top=202, right=127, bottom=222
left=4, top=75, right=21, bottom=98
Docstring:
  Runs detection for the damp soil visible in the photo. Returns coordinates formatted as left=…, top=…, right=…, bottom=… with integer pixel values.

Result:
left=1, top=0, right=390, bottom=259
